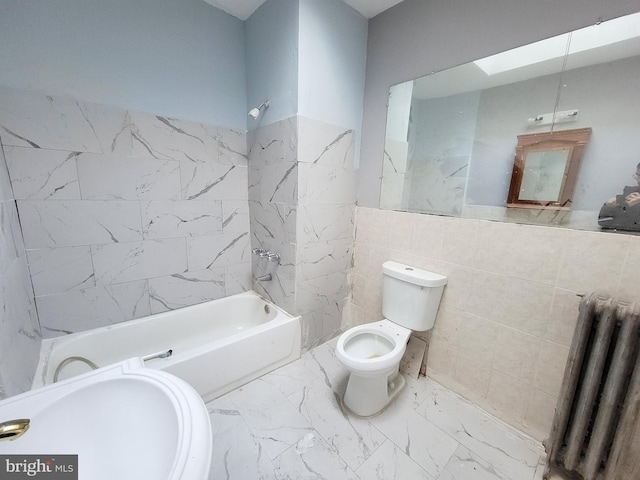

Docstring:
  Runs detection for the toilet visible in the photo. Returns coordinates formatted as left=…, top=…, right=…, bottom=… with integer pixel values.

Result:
left=336, top=261, right=447, bottom=416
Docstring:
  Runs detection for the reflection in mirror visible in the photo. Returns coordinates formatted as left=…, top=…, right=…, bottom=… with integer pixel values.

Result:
left=506, top=128, right=591, bottom=209
left=381, top=12, right=640, bottom=232
left=520, top=151, right=568, bottom=202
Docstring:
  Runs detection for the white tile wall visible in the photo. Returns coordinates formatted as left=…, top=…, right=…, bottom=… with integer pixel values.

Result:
left=248, top=116, right=356, bottom=350
left=297, top=203, right=355, bottom=245
left=0, top=88, right=130, bottom=153
left=18, top=200, right=143, bottom=248
left=76, top=153, right=182, bottom=200
left=0, top=87, right=250, bottom=338
left=141, top=200, right=222, bottom=239
left=380, top=138, right=409, bottom=211
left=5, top=147, right=82, bottom=200
left=92, top=238, right=188, bottom=285
left=296, top=118, right=356, bottom=348
left=27, top=246, right=94, bottom=296
left=248, top=118, right=299, bottom=315
left=187, top=232, right=250, bottom=270
left=0, top=139, right=40, bottom=398
left=129, top=111, right=219, bottom=161
left=221, top=200, right=250, bottom=234
left=218, top=128, right=248, bottom=166
left=35, top=280, right=150, bottom=335
left=349, top=206, right=640, bottom=441
left=148, top=270, right=226, bottom=314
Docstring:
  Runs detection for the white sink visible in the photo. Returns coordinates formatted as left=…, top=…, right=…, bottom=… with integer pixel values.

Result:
left=0, top=358, right=211, bottom=479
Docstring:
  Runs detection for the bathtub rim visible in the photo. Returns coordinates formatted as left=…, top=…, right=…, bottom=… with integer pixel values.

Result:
left=33, top=290, right=302, bottom=397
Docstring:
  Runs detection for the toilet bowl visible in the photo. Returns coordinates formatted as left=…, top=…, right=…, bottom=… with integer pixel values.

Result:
left=336, top=320, right=411, bottom=377
left=336, top=261, right=447, bottom=417
left=336, top=320, right=411, bottom=416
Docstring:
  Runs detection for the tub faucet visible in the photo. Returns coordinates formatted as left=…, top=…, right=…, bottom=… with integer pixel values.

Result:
left=0, top=419, right=30, bottom=442
left=255, top=273, right=272, bottom=282
left=252, top=248, right=280, bottom=264
left=267, top=252, right=280, bottom=264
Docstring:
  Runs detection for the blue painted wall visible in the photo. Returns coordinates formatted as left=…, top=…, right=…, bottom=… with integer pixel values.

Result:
left=0, top=0, right=246, bottom=128
left=0, top=0, right=368, bottom=151
left=298, top=0, right=367, bottom=142
left=244, top=0, right=367, bottom=142
left=244, top=0, right=299, bottom=128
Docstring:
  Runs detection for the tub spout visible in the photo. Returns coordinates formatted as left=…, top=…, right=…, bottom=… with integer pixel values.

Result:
left=255, top=273, right=272, bottom=282
left=0, top=419, right=30, bottom=442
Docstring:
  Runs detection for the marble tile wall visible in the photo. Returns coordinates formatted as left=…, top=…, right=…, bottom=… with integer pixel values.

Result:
left=0, top=87, right=251, bottom=338
left=297, top=117, right=356, bottom=348
left=349, top=206, right=640, bottom=442
left=379, top=138, right=409, bottom=211
left=406, top=156, right=468, bottom=216
left=0, top=134, right=40, bottom=399
left=248, top=116, right=356, bottom=350
left=248, top=117, right=299, bottom=313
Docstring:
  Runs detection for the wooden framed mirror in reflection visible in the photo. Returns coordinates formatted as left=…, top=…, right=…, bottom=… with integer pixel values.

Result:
left=506, top=128, right=592, bottom=210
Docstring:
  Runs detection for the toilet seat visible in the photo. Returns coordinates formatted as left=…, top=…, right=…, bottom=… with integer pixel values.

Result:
left=336, top=320, right=411, bottom=376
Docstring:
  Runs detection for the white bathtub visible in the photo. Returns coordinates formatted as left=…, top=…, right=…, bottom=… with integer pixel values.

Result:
left=33, top=291, right=301, bottom=402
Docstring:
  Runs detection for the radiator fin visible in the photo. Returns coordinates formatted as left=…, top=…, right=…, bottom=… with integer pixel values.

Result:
left=544, top=294, right=640, bottom=480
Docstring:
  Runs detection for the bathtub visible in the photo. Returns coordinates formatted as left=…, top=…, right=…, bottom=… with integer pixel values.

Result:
left=33, top=291, right=301, bottom=402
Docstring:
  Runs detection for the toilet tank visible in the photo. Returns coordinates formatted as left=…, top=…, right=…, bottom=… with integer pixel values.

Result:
left=382, top=261, right=447, bottom=331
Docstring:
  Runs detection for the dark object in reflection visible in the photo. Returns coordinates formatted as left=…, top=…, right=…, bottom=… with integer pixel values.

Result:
left=598, top=185, right=640, bottom=231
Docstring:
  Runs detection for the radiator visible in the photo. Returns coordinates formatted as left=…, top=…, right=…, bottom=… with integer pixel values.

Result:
left=544, top=294, right=640, bottom=480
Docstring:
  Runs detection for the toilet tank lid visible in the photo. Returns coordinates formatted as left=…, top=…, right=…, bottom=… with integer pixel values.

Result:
left=382, top=261, right=448, bottom=287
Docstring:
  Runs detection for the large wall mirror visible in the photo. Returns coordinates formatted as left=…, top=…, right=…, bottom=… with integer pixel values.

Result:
left=381, top=12, right=640, bottom=233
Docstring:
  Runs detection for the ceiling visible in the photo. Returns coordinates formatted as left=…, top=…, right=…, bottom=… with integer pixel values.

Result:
left=202, top=0, right=405, bottom=20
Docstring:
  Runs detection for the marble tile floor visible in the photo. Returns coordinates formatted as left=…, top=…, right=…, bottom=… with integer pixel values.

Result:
left=205, top=337, right=548, bottom=480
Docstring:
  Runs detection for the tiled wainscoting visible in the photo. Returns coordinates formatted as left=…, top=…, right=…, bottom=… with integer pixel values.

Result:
left=0, top=133, right=40, bottom=398
left=0, top=86, right=357, bottom=387
left=349, top=206, right=640, bottom=441
left=0, top=87, right=251, bottom=338
left=249, top=116, right=356, bottom=350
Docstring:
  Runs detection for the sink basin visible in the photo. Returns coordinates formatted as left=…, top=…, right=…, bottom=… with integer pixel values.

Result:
left=0, top=358, right=211, bottom=479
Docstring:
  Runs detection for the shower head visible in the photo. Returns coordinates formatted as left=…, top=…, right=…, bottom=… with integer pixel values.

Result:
left=248, top=100, right=270, bottom=119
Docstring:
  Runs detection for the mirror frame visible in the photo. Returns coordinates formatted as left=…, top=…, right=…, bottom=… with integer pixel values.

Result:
left=506, top=128, right=592, bottom=210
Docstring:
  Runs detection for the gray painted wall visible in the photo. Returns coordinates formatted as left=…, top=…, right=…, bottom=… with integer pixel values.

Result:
left=360, top=0, right=640, bottom=207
